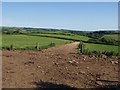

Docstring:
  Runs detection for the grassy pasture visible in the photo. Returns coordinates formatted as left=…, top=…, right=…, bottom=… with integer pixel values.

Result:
left=31, top=33, right=90, bottom=41
left=2, top=33, right=119, bottom=56
left=101, top=34, right=119, bottom=41
left=2, top=34, right=71, bottom=50
left=84, top=43, right=119, bottom=53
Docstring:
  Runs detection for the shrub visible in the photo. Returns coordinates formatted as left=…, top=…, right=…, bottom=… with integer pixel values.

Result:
left=2, top=46, right=10, bottom=50
left=2, top=45, right=13, bottom=50
left=10, top=44, right=13, bottom=50
left=49, top=42, right=56, bottom=47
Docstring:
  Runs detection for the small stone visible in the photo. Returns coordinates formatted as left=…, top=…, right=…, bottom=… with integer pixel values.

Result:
left=76, top=61, right=79, bottom=64
left=68, top=58, right=70, bottom=60
left=68, top=61, right=73, bottom=64
left=114, top=61, right=118, bottom=64
left=37, top=66, right=41, bottom=68
left=95, top=81, right=103, bottom=86
left=65, top=67, right=68, bottom=70
left=79, top=71, right=85, bottom=74
left=41, top=71, right=44, bottom=74
left=58, top=56, right=62, bottom=59
left=102, top=55, right=107, bottom=59
left=25, top=64, right=28, bottom=66
left=111, top=61, right=114, bottom=64
left=6, top=71, right=14, bottom=73
left=54, top=62, right=58, bottom=65
left=111, top=61, right=118, bottom=65
left=72, top=60, right=75, bottom=62
left=67, top=60, right=78, bottom=66
left=86, top=67, right=89, bottom=69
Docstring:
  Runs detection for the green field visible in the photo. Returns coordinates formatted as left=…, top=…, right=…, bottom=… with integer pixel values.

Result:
left=2, top=34, right=71, bottom=50
left=31, top=33, right=90, bottom=41
left=2, top=33, right=119, bottom=56
left=84, top=43, right=119, bottom=53
left=101, top=34, right=119, bottom=41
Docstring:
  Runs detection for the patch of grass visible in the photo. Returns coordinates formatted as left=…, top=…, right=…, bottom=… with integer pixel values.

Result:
left=101, top=34, right=119, bottom=41
left=84, top=43, right=118, bottom=53
left=83, top=43, right=119, bottom=56
left=2, top=42, right=56, bottom=51
left=30, top=33, right=90, bottom=41
left=2, top=34, right=71, bottom=50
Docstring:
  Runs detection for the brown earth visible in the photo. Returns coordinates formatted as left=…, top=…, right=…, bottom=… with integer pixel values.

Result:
left=2, top=42, right=119, bottom=89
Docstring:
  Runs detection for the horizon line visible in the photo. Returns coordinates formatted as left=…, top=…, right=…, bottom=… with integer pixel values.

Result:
left=1, top=26, right=118, bottom=31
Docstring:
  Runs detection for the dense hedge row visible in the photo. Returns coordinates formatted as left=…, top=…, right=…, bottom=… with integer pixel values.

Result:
left=87, top=38, right=119, bottom=46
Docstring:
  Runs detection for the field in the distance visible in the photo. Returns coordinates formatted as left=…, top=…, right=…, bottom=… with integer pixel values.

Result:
left=101, top=34, right=119, bottom=41
left=2, top=32, right=119, bottom=56
left=30, top=33, right=90, bottom=41
left=2, top=34, right=71, bottom=50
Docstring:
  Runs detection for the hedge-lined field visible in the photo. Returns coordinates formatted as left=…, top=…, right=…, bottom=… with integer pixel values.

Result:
left=31, top=33, right=90, bottom=41
left=2, top=34, right=71, bottom=50
left=2, top=33, right=119, bottom=56
left=84, top=43, right=119, bottom=55
left=101, top=34, right=119, bottom=41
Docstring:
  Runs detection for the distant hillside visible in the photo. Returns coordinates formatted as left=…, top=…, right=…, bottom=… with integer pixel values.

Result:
left=2, top=27, right=119, bottom=38
left=101, top=34, right=119, bottom=41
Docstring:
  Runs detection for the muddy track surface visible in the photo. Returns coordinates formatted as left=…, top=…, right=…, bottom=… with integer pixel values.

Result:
left=2, top=42, right=119, bottom=89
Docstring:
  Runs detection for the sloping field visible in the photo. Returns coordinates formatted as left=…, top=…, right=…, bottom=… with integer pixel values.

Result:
left=101, top=34, right=119, bottom=41
left=2, top=34, right=71, bottom=49
left=31, top=33, right=90, bottom=41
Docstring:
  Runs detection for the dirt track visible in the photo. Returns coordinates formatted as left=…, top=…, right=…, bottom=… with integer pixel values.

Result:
left=2, top=42, right=119, bottom=88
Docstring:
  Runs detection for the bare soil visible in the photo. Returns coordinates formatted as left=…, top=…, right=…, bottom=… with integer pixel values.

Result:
left=2, top=42, right=119, bottom=89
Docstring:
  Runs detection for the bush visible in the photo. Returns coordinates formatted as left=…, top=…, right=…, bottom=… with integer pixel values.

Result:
left=10, top=44, right=13, bottom=50
left=2, top=45, right=14, bottom=50
left=49, top=42, right=56, bottom=47
left=2, top=47, right=10, bottom=50
left=87, top=38, right=119, bottom=46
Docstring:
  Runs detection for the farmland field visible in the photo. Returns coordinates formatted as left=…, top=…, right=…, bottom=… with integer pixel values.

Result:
left=84, top=43, right=119, bottom=53
left=2, top=31, right=119, bottom=88
left=2, top=34, right=71, bottom=49
left=30, top=33, right=90, bottom=41
left=101, top=34, right=119, bottom=41
left=2, top=34, right=119, bottom=54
